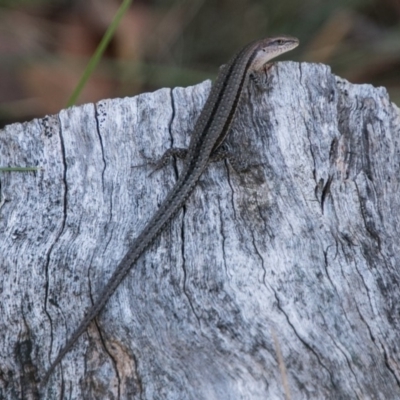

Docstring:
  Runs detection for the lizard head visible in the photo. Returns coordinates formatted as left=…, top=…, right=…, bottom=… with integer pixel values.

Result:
left=250, top=35, right=299, bottom=72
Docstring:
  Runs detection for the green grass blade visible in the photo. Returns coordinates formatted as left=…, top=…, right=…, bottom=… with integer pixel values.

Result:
left=0, top=167, right=41, bottom=172
left=66, top=0, right=133, bottom=107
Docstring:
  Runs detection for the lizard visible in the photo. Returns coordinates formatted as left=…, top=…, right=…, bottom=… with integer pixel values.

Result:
left=41, top=34, right=299, bottom=385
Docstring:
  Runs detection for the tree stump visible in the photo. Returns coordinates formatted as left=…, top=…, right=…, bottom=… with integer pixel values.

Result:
left=1, top=61, right=400, bottom=399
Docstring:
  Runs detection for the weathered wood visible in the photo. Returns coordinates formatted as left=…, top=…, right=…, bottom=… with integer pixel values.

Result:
left=1, top=61, right=400, bottom=399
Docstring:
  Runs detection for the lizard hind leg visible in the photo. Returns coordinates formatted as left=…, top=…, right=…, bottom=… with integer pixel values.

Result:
left=150, top=148, right=188, bottom=176
left=131, top=148, right=188, bottom=176
left=210, top=147, right=251, bottom=173
left=210, top=147, right=266, bottom=185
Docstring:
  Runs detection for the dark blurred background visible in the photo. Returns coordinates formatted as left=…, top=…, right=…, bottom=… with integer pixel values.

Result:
left=0, top=0, right=399, bottom=128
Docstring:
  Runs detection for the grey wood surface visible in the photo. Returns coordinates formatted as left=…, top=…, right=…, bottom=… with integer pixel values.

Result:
left=1, top=61, right=400, bottom=399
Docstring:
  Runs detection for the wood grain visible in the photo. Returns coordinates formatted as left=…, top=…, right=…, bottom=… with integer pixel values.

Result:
left=1, top=62, right=400, bottom=399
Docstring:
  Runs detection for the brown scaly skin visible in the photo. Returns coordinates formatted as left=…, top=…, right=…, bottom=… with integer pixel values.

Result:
left=41, top=35, right=299, bottom=386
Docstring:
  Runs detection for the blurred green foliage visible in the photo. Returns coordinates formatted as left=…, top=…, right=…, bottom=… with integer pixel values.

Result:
left=0, top=0, right=399, bottom=127
left=0, top=0, right=47, bottom=5
left=134, top=0, right=400, bottom=105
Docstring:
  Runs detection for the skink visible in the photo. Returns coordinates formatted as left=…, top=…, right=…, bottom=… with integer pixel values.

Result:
left=42, top=34, right=299, bottom=385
